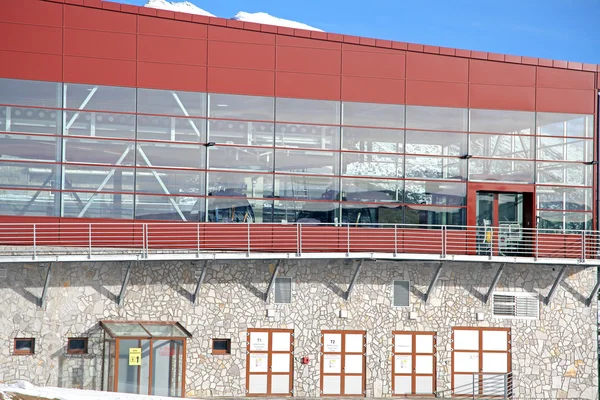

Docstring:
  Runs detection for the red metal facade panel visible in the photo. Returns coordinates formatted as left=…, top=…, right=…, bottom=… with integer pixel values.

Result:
left=1, top=0, right=63, bottom=26
left=208, top=25, right=274, bottom=45
left=65, top=28, right=136, bottom=60
left=64, top=55, right=136, bottom=86
left=341, top=76, right=405, bottom=104
left=64, top=4, right=136, bottom=33
left=139, top=15, right=207, bottom=39
left=0, top=23, right=62, bottom=54
left=536, top=67, right=595, bottom=90
left=469, top=84, right=535, bottom=111
left=276, top=72, right=341, bottom=100
left=406, top=52, right=469, bottom=83
left=277, top=46, right=341, bottom=75
left=535, top=88, right=595, bottom=114
left=342, top=50, right=405, bottom=79
left=0, top=50, right=62, bottom=82
left=406, top=80, right=468, bottom=108
left=138, top=35, right=207, bottom=65
left=138, top=62, right=207, bottom=91
left=277, top=35, right=341, bottom=50
left=469, top=60, right=536, bottom=86
left=207, top=67, right=274, bottom=96
left=208, top=41, right=275, bottom=70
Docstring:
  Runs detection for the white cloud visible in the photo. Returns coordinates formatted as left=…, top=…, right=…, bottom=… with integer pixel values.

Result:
left=144, top=0, right=214, bottom=17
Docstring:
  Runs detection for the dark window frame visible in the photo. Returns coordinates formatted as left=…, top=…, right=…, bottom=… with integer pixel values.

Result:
left=67, top=337, right=89, bottom=355
left=14, top=338, right=35, bottom=355
left=212, top=338, right=231, bottom=355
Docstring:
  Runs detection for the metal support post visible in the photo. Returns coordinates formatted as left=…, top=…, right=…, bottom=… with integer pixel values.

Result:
left=345, top=260, right=363, bottom=300
left=544, top=265, right=567, bottom=306
left=424, top=262, right=443, bottom=304
left=484, top=263, right=505, bottom=304
left=39, top=263, right=52, bottom=309
left=264, top=260, right=281, bottom=302
left=192, top=261, right=208, bottom=305
left=117, top=261, right=133, bottom=306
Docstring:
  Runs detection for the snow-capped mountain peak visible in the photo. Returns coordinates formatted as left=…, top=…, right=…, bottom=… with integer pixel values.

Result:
left=232, top=11, right=323, bottom=32
left=144, top=0, right=215, bottom=17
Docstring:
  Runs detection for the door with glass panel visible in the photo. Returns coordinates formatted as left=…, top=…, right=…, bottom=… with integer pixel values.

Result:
left=392, top=331, right=436, bottom=396
left=246, top=329, right=293, bottom=396
left=321, top=330, right=366, bottom=396
left=452, top=327, right=511, bottom=397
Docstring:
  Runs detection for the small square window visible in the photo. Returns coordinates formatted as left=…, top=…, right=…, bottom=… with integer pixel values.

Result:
left=212, top=339, right=231, bottom=355
left=67, top=338, right=88, bottom=354
left=274, top=277, right=292, bottom=304
left=14, top=338, right=35, bottom=355
left=393, top=280, right=410, bottom=307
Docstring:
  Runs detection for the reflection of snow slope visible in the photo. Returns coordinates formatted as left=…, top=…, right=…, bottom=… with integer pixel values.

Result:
left=144, top=0, right=214, bottom=16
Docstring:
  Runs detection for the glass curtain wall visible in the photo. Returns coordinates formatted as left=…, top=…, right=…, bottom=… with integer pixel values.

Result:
left=0, top=78, right=594, bottom=230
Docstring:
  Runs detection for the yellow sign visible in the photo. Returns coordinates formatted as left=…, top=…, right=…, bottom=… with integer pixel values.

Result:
left=129, top=348, right=142, bottom=366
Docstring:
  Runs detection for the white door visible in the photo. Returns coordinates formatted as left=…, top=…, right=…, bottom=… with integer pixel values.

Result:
left=392, top=331, right=436, bottom=396
left=321, top=330, right=366, bottom=396
left=247, top=329, right=293, bottom=396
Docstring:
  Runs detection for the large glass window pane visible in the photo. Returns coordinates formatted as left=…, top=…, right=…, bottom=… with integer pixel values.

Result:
left=537, top=186, right=592, bottom=211
left=0, top=162, right=59, bottom=189
left=272, top=200, right=339, bottom=224
left=209, top=94, right=274, bottom=121
left=63, top=165, right=134, bottom=193
left=276, top=98, right=340, bottom=125
left=537, top=137, right=592, bottom=162
left=64, top=138, right=134, bottom=165
left=536, top=113, right=593, bottom=138
left=342, top=102, right=404, bottom=128
left=62, top=191, right=134, bottom=219
left=342, top=127, right=403, bottom=153
left=64, top=111, right=135, bottom=139
left=404, top=180, right=465, bottom=206
left=209, top=146, right=273, bottom=172
left=341, top=178, right=402, bottom=202
left=137, top=143, right=204, bottom=169
left=136, top=168, right=204, bottom=196
left=276, top=149, right=339, bottom=175
left=209, top=120, right=273, bottom=146
left=1, top=106, right=61, bottom=135
left=469, top=109, right=534, bottom=134
left=469, top=159, right=534, bottom=183
left=536, top=162, right=592, bottom=186
left=0, top=78, right=61, bottom=108
left=405, top=106, right=467, bottom=131
left=342, top=153, right=403, bottom=178
left=137, top=115, right=205, bottom=143
left=538, top=211, right=592, bottom=232
left=406, top=131, right=466, bottom=156
left=342, top=202, right=404, bottom=224
left=404, top=205, right=465, bottom=226
left=469, top=134, right=533, bottom=159
left=208, top=171, right=273, bottom=198
left=137, top=88, right=206, bottom=117
left=276, top=123, right=339, bottom=150
left=405, top=156, right=465, bottom=180
left=135, top=194, right=204, bottom=221
left=275, top=175, right=339, bottom=200
left=64, top=83, right=136, bottom=113
left=0, top=134, right=58, bottom=162
left=0, top=188, right=59, bottom=217
left=207, top=197, right=269, bottom=223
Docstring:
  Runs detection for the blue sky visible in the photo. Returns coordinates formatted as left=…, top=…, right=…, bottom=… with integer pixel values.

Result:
left=123, top=0, right=600, bottom=64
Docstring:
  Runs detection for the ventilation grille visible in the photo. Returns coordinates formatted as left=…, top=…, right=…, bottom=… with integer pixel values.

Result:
left=274, top=277, right=292, bottom=304
left=493, top=292, right=538, bottom=319
left=393, top=280, right=410, bottom=307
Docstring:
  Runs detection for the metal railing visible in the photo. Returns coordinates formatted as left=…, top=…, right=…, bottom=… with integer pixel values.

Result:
left=436, top=372, right=513, bottom=399
left=0, top=222, right=599, bottom=264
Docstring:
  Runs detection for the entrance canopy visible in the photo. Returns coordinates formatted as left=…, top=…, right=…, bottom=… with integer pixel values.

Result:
left=100, top=321, right=192, bottom=339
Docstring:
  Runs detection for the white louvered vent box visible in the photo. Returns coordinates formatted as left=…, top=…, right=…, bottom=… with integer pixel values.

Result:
left=492, top=292, right=539, bottom=319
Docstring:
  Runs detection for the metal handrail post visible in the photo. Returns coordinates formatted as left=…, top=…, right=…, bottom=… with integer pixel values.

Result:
left=442, top=225, right=447, bottom=258
left=472, top=374, right=475, bottom=399
left=196, top=223, right=200, bottom=257
left=88, top=223, right=92, bottom=258
left=298, top=224, right=302, bottom=256
left=394, top=224, right=398, bottom=256
left=534, top=228, right=539, bottom=260
left=32, top=224, right=37, bottom=260
left=346, top=223, right=350, bottom=255
left=581, top=230, right=586, bottom=261
left=247, top=222, right=251, bottom=256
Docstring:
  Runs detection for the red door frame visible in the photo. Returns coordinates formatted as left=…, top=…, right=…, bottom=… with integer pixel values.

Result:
left=466, top=182, right=536, bottom=228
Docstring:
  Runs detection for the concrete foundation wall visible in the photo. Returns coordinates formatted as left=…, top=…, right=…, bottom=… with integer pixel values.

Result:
left=0, top=260, right=596, bottom=399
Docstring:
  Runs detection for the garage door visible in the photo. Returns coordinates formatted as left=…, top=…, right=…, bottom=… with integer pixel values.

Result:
left=321, top=330, right=366, bottom=396
left=246, top=329, right=293, bottom=396
left=452, top=327, right=511, bottom=396
left=392, top=331, right=436, bottom=396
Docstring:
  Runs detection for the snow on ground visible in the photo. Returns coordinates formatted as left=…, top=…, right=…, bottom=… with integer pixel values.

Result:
left=144, top=0, right=215, bottom=17
left=232, top=11, right=323, bottom=31
left=0, top=381, right=182, bottom=400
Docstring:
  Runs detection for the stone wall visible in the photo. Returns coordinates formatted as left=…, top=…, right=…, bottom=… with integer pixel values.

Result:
left=0, top=260, right=596, bottom=399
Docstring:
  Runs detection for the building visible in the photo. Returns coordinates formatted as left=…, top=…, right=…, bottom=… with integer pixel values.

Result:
left=0, top=0, right=599, bottom=398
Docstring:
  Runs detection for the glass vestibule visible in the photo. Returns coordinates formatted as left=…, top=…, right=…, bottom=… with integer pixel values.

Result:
left=100, top=321, right=191, bottom=398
